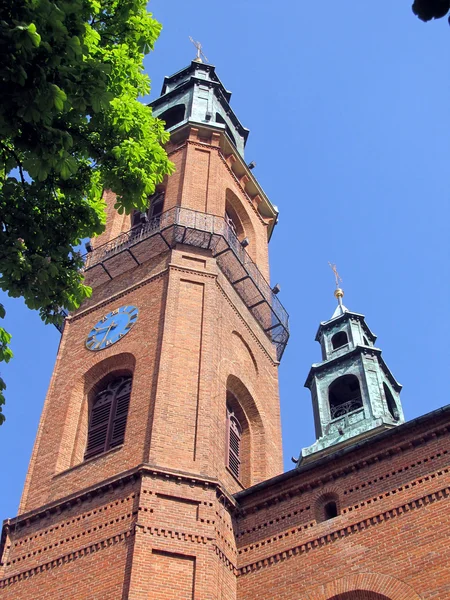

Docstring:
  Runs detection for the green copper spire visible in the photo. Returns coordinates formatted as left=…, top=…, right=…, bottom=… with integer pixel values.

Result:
left=298, top=274, right=404, bottom=464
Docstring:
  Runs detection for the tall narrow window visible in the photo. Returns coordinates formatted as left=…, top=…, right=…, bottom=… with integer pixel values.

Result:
left=226, top=406, right=242, bottom=479
left=383, top=382, right=399, bottom=421
left=85, top=376, right=132, bottom=460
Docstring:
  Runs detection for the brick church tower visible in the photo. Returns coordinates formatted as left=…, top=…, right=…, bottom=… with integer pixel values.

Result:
left=0, top=59, right=289, bottom=599
left=3, top=58, right=450, bottom=600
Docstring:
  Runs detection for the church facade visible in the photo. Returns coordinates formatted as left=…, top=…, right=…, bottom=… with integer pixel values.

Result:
left=1, top=60, right=449, bottom=600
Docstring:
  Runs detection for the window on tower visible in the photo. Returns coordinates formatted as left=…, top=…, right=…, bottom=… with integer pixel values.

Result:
left=226, top=404, right=242, bottom=480
left=158, top=104, right=186, bottom=130
left=331, top=330, right=348, bottom=350
left=328, top=374, right=363, bottom=420
left=131, top=191, right=165, bottom=229
left=85, top=376, right=132, bottom=460
left=383, top=382, right=400, bottom=421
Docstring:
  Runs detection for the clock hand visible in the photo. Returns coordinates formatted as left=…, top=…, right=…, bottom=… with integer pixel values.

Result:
left=94, top=321, right=118, bottom=333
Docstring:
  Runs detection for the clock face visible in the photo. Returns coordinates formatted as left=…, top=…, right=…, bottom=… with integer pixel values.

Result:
left=86, top=305, right=138, bottom=351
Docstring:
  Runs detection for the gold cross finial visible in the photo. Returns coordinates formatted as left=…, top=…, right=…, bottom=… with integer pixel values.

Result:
left=328, top=262, right=344, bottom=300
left=189, top=37, right=208, bottom=63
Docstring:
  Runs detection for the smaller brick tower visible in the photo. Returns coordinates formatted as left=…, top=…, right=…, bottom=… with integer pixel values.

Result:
left=301, top=285, right=404, bottom=461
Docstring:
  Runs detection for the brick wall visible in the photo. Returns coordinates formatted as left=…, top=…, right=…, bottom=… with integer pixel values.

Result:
left=235, top=409, right=450, bottom=600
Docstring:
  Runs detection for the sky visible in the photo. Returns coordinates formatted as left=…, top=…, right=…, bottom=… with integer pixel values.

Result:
left=1, top=2, right=449, bottom=520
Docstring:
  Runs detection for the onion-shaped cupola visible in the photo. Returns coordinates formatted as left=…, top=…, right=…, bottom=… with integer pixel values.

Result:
left=299, top=272, right=404, bottom=463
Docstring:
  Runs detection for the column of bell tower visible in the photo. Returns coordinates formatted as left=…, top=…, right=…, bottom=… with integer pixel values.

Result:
left=0, top=60, right=288, bottom=600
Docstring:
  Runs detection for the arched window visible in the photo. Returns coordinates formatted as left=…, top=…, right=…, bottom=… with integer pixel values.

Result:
left=331, top=330, right=348, bottom=350
left=226, top=404, right=242, bottom=479
left=383, top=382, right=399, bottom=421
left=329, top=374, right=362, bottom=419
left=158, top=104, right=185, bottom=130
left=85, top=376, right=132, bottom=460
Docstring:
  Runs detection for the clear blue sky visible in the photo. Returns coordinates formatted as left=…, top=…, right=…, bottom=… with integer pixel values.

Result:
left=1, top=2, right=449, bottom=520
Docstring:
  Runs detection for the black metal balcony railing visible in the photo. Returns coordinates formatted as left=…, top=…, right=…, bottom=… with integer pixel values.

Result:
left=83, top=207, right=289, bottom=360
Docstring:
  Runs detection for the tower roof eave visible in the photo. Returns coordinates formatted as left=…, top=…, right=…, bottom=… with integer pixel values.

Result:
left=314, top=310, right=377, bottom=343
left=304, top=345, right=402, bottom=392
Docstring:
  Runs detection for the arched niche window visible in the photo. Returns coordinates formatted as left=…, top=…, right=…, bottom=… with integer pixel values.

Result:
left=215, top=113, right=237, bottom=147
left=331, top=330, right=348, bottom=350
left=329, top=374, right=363, bottom=420
left=383, top=382, right=399, bottom=421
left=158, top=104, right=185, bottom=130
left=226, top=404, right=242, bottom=479
left=85, top=375, right=132, bottom=460
left=315, top=492, right=340, bottom=523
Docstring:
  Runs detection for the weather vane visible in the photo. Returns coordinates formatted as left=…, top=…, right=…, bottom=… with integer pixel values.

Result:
left=328, top=262, right=342, bottom=289
left=189, top=36, right=208, bottom=63
left=328, top=262, right=344, bottom=301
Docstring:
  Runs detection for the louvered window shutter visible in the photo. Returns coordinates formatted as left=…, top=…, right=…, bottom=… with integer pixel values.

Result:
left=110, top=378, right=132, bottom=448
left=227, top=409, right=242, bottom=479
left=85, top=376, right=132, bottom=460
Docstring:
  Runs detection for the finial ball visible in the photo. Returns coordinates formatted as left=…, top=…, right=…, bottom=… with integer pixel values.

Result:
left=334, top=288, right=344, bottom=299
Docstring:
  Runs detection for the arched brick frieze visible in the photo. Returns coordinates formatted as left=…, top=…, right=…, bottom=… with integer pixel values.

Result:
left=56, top=353, right=136, bottom=472
left=305, top=572, right=422, bottom=600
left=231, top=331, right=259, bottom=376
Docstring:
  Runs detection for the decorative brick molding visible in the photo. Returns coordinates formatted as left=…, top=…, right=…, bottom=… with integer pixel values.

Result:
left=215, top=280, right=277, bottom=365
left=304, top=572, right=422, bottom=600
left=236, top=425, right=450, bottom=513
left=238, top=484, right=450, bottom=572
left=138, top=524, right=212, bottom=545
left=0, top=529, right=134, bottom=589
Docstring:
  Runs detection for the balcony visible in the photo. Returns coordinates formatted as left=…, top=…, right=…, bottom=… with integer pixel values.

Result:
left=83, top=207, right=289, bottom=360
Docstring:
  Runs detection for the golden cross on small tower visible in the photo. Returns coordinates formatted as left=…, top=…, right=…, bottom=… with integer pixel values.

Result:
left=328, top=262, right=344, bottom=301
left=189, top=36, right=208, bottom=63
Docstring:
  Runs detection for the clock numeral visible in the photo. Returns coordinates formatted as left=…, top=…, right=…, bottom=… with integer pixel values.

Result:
left=87, top=339, right=101, bottom=350
left=100, top=316, right=108, bottom=323
left=119, top=333, right=125, bottom=339
left=111, top=309, right=119, bottom=316
left=105, top=339, right=113, bottom=347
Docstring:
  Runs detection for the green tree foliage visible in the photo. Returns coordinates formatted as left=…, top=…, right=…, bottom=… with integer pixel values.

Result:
left=412, top=0, right=450, bottom=23
left=0, top=0, right=174, bottom=422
